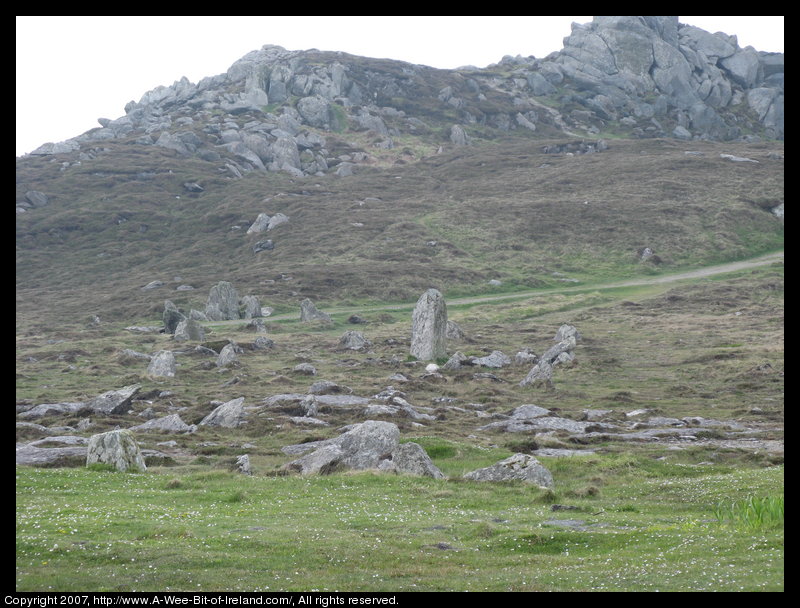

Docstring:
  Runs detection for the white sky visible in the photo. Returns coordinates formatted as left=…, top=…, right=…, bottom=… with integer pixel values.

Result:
left=16, top=16, right=784, bottom=157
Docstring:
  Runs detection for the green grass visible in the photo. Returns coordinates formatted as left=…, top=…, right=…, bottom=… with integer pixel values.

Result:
left=714, top=495, right=784, bottom=531
left=16, top=462, right=783, bottom=592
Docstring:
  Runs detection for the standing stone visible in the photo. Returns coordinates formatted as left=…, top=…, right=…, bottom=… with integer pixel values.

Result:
left=163, top=300, right=186, bottom=334
left=299, top=298, right=331, bottom=323
left=173, top=318, right=205, bottom=342
left=205, top=281, right=240, bottom=321
left=147, top=351, right=177, bottom=378
left=86, top=430, right=147, bottom=472
left=240, top=295, right=262, bottom=319
left=235, top=454, right=252, bottom=475
left=216, top=343, right=240, bottom=367
left=410, top=289, right=448, bottom=361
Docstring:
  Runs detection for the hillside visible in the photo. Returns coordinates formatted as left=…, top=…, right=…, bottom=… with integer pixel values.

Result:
left=14, top=17, right=784, bottom=593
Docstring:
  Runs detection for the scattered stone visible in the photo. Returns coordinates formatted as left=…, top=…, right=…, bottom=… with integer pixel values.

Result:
left=347, top=314, right=367, bottom=324
left=141, top=280, right=164, bottom=290
left=129, top=414, right=197, bottom=433
left=199, top=397, right=247, bottom=428
left=16, top=443, right=87, bottom=468
left=217, top=343, right=240, bottom=367
left=293, top=363, right=317, bottom=375
left=309, top=380, right=348, bottom=395
left=205, top=281, right=240, bottom=321
left=162, top=300, right=186, bottom=334
left=446, top=320, right=465, bottom=341
left=86, top=429, right=147, bottom=472
left=282, top=420, right=442, bottom=478
left=240, top=295, right=262, bottom=319
left=472, top=351, right=511, bottom=368
left=183, top=182, right=204, bottom=192
left=147, top=351, right=177, bottom=378
left=519, top=360, right=554, bottom=388
left=299, top=298, right=332, bottom=323
left=173, top=318, right=205, bottom=342
left=338, top=330, right=371, bottom=350
left=410, top=289, right=448, bottom=361
left=463, top=453, right=553, bottom=489
left=720, top=153, right=758, bottom=163
left=442, top=351, right=469, bottom=371
left=246, top=213, right=271, bottom=234
left=235, top=454, right=252, bottom=475
left=87, top=384, right=141, bottom=415
left=378, top=442, right=446, bottom=478
left=253, top=239, right=274, bottom=254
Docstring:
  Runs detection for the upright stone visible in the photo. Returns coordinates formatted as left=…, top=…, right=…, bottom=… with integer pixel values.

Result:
left=299, top=298, right=331, bottom=323
left=86, top=430, right=147, bottom=472
left=163, top=300, right=186, bottom=334
left=410, top=289, right=448, bottom=361
left=205, top=281, right=240, bottom=321
left=147, top=351, right=177, bottom=377
left=173, top=318, right=205, bottom=342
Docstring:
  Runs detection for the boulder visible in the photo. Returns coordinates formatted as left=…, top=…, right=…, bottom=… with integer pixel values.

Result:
left=463, top=453, right=553, bottom=489
left=147, top=351, right=177, bottom=378
left=173, top=318, right=205, bottom=342
left=129, top=414, right=197, bottom=433
left=519, top=360, right=554, bottom=388
left=16, top=443, right=87, bottom=467
left=472, top=351, right=511, bottom=368
left=246, top=213, right=271, bottom=234
left=216, top=343, right=240, bottom=367
left=199, top=397, right=246, bottom=428
left=87, top=384, right=141, bottom=415
left=283, top=420, right=400, bottom=474
left=205, top=281, right=240, bottom=321
left=378, top=442, right=446, bottom=479
left=299, top=298, right=331, bottom=323
left=338, top=330, right=371, bottom=351
left=162, top=300, right=186, bottom=334
left=410, top=289, right=448, bottom=361
left=240, top=295, right=262, bottom=319
left=86, top=430, right=147, bottom=472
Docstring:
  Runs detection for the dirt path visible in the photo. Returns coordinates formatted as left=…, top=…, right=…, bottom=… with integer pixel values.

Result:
left=210, top=251, right=783, bottom=324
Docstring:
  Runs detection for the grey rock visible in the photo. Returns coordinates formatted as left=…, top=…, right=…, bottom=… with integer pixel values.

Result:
left=446, top=320, right=465, bottom=341
left=86, top=430, right=147, bottom=472
left=379, top=442, right=446, bottom=479
left=163, top=300, right=186, bottom=334
left=293, top=363, right=317, bottom=375
left=519, top=360, right=554, bottom=388
left=449, top=125, right=470, bottom=146
left=183, top=182, right=204, bottom=193
left=338, top=330, right=371, bottom=351
left=463, top=453, right=553, bottom=489
left=16, top=443, right=87, bottom=467
left=442, top=351, right=469, bottom=371
left=142, top=280, right=164, bottom=290
left=267, top=213, right=290, bottom=230
left=216, top=343, right=240, bottom=367
left=299, top=298, right=331, bottom=323
left=253, top=239, right=274, bottom=254
left=173, top=318, right=205, bottom=342
left=199, top=397, right=246, bottom=428
left=410, top=289, right=448, bottom=361
left=87, top=384, right=141, bottom=415
left=472, top=351, right=511, bottom=368
left=240, top=295, right=262, bottom=319
left=554, top=324, right=581, bottom=342
left=129, top=414, right=196, bottom=434
left=235, top=454, right=252, bottom=475
left=17, top=402, right=88, bottom=420
left=25, top=191, right=49, bottom=207
left=206, top=281, right=240, bottom=321
left=147, top=351, right=177, bottom=378
left=246, top=213, right=271, bottom=234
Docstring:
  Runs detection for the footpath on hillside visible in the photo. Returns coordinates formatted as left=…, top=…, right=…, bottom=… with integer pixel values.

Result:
left=207, top=251, right=784, bottom=325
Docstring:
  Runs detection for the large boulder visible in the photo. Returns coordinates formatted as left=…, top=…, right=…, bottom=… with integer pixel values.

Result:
left=410, top=289, right=448, bottom=361
left=463, top=453, right=553, bottom=489
left=199, top=397, right=246, bottom=428
left=379, top=442, right=446, bottom=479
left=205, top=281, right=240, bottom=321
left=173, top=318, right=205, bottom=342
left=87, top=384, right=141, bottom=415
left=147, top=351, right=177, bottom=377
left=86, top=430, right=147, bottom=472
left=299, top=298, right=331, bottom=323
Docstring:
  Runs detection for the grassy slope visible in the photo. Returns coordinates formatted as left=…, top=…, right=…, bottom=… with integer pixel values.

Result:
left=16, top=137, right=783, bottom=329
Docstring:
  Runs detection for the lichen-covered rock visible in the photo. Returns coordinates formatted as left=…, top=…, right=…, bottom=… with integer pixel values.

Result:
left=299, top=298, right=331, bottom=323
left=87, top=384, right=141, bottom=414
left=199, top=397, right=246, bottom=428
left=205, top=281, right=240, bottom=321
left=463, top=453, right=553, bottom=489
left=86, top=430, right=147, bottom=472
left=147, top=351, right=176, bottom=378
left=410, top=289, right=448, bottom=361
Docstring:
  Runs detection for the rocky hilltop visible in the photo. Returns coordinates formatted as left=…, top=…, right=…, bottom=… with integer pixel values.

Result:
left=25, top=16, right=783, bottom=179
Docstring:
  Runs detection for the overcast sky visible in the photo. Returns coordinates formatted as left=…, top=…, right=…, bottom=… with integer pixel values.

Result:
left=16, top=16, right=784, bottom=157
